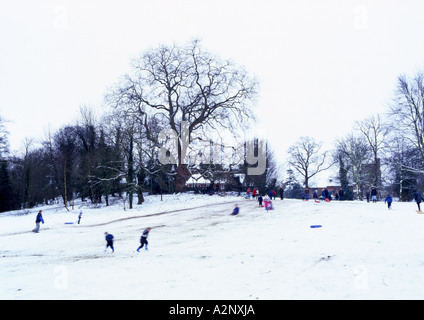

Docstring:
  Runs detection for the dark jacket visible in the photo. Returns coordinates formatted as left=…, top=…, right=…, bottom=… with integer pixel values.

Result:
left=35, top=212, right=44, bottom=224
left=141, top=229, right=150, bottom=239
left=105, top=234, right=114, bottom=242
left=232, top=207, right=240, bottom=215
left=385, top=195, right=392, bottom=203
left=414, top=190, right=423, bottom=203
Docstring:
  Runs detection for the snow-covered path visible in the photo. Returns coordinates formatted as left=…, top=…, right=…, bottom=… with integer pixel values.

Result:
left=1, top=194, right=424, bottom=300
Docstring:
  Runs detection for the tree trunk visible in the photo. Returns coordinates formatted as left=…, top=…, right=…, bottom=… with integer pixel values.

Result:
left=137, top=190, right=144, bottom=205
left=175, top=164, right=190, bottom=193
left=63, top=157, right=69, bottom=211
left=128, top=133, right=134, bottom=210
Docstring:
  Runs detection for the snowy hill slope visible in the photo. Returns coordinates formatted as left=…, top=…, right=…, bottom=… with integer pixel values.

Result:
left=1, top=194, right=424, bottom=300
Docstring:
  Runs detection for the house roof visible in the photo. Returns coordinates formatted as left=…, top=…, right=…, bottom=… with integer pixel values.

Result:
left=187, top=174, right=210, bottom=185
left=186, top=174, right=227, bottom=185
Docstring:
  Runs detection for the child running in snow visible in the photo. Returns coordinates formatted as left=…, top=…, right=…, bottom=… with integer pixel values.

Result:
left=385, top=194, right=392, bottom=210
left=137, top=228, right=151, bottom=252
left=105, top=232, right=114, bottom=253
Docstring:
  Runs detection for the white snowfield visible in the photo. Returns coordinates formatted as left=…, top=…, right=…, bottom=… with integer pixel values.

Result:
left=1, top=194, right=424, bottom=300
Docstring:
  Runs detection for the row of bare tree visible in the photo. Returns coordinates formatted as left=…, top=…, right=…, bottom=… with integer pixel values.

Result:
left=285, top=71, right=424, bottom=201
left=0, top=40, right=266, bottom=212
left=2, top=41, right=424, bottom=211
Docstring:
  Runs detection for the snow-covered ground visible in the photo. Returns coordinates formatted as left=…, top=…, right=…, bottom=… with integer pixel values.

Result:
left=1, top=194, right=424, bottom=300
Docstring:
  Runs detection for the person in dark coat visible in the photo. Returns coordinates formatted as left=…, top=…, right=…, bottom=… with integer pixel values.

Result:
left=258, top=195, right=263, bottom=207
left=304, top=188, right=310, bottom=201
left=324, top=188, right=329, bottom=200
left=371, top=187, right=377, bottom=203
left=137, top=228, right=151, bottom=252
left=279, top=187, right=284, bottom=200
left=339, top=188, right=344, bottom=201
left=385, top=194, right=393, bottom=210
left=32, top=210, right=44, bottom=233
left=414, top=189, right=423, bottom=212
left=105, top=232, right=114, bottom=253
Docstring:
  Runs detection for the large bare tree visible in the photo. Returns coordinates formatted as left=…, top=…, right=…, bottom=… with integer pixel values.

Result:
left=336, top=133, right=370, bottom=199
left=355, top=114, right=387, bottom=188
left=287, top=136, right=333, bottom=189
left=0, top=115, right=9, bottom=158
left=108, top=40, right=258, bottom=192
left=390, top=72, right=424, bottom=164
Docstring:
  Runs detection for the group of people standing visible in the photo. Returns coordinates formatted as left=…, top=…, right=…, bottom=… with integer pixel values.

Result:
left=257, top=194, right=274, bottom=211
left=302, top=187, right=346, bottom=201
left=245, top=187, right=285, bottom=213
left=232, top=188, right=279, bottom=215
left=246, top=187, right=284, bottom=201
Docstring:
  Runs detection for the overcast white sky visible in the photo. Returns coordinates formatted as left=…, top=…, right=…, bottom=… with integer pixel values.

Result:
left=1, top=0, right=424, bottom=185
